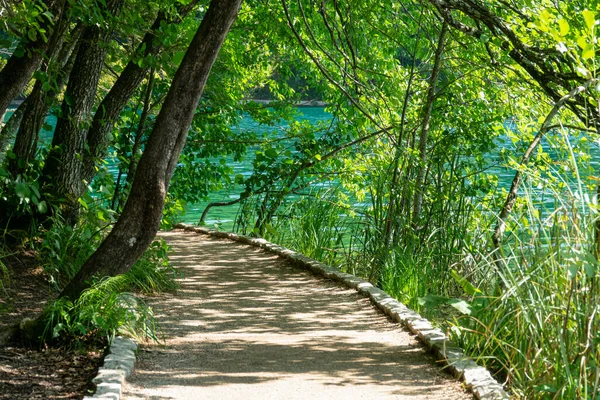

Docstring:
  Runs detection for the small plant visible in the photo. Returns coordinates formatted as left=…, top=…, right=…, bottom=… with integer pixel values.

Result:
left=43, top=276, right=157, bottom=344
left=41, top=238, right=177, bottom=344
left=38, top=216, right=106, bottom=289
left=126, top=238, right=179, bottom=294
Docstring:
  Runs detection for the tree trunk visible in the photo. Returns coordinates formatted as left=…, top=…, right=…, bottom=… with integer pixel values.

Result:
left=120, top=69, right=156, bottom=208
left=41, top=0, right=124, bottom=225
left=0, top=0, right=66, bottom=118
left=81, top=11, right=167, bottom=185
left=412, top=22, right=447, bottom=226
left=0, top=100, right=27, bottom=161
left=59, top=0, right=243, bottom=300
left=9, top=24, right=82, bottom=176
left=82, top=2, right=200, bottom=186
left=491, top=81, right=593, bottom=256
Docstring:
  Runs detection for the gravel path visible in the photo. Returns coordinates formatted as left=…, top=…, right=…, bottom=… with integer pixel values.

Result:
left=122, top=230, right=471, bottom=399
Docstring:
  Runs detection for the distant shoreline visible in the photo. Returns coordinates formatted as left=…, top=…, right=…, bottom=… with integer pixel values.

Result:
left=8, top=98, right=324, bottom=110
left=244, top=99, right=326, bottom=107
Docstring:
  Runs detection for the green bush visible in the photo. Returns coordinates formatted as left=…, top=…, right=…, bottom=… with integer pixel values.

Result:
left=43, top=276, right=157, bottom=344
left=41, top=238, right=178, bottom=344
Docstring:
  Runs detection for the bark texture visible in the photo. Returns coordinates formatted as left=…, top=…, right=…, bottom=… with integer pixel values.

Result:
left=9, top=24, right=82, bottom=175
left=0, top=0, right=66, bottom=118
left=42, top=0, right=123, bottom=224
left=0, top=100, right=27, bottom=161
left=81, top=11, right=166, bottom=185
left=59, top=0, right=243, bottom=300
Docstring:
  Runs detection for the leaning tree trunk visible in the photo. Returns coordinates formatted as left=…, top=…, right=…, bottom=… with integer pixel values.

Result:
left=0, top=99, right=27, bottom=161
left=81, top=11, right=167, bottom=185
left=41, top=0, right=123, bottom=225
left=59, top=0, right=243, bottom=301
left=0, top=0, right=66, bottom=118
left=82, top=2, right=200, bottom=186
left=9, top=24, right=81, bottom=176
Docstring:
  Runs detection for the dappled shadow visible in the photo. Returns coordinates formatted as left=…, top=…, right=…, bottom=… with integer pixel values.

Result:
left=123, top=231, right=469, bottom=399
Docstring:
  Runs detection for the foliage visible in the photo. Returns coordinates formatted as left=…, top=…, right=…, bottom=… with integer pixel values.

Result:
left=41, top=237, right=176, bottom=344
left=42, top=276, right=158, bottom=344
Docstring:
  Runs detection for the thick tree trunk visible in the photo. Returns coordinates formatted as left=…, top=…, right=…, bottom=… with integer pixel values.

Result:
left=9, top=24, right=82, bottom=175
left=0, top=0, right=66, bottom=118
left=42, top=0, right=123, bottom=225
left=59, top=0, right=243, bottom=300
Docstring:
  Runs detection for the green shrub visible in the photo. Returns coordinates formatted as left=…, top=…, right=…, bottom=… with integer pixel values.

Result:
left=43, top=276, right=157, bottom=344
left=41, top=238, right=177, bottom=344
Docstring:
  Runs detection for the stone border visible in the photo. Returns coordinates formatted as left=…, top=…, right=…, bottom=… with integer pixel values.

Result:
left=174, top=223, right=509, bottom=400
left=83, top=336, right=138, bottom=399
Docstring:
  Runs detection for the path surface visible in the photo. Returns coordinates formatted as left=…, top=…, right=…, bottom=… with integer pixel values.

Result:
left=123, top=230, right=470, bottom=399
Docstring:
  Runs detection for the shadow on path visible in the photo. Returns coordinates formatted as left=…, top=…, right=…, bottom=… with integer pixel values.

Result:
left=123, top=230, right=470, bottom=400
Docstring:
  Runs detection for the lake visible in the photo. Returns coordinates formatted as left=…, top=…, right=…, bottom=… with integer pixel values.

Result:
left=4, top=106, right=595, bottom=231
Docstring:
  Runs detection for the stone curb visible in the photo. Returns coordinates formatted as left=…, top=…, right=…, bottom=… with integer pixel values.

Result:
left=83, top=336, right=138, bottom=399
left=174, top=223, right=510, bottom=400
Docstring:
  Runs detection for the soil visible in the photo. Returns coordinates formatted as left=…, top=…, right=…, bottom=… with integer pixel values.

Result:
left=123, top=230, right=472, bottom=400
left=0, top=249, right=103, bottom=399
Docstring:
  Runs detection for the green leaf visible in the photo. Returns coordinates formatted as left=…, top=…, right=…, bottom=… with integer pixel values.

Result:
left=451, top=270, right=481, bottom=296
left=314, top=154, right=322, bottom=161
left=14, top=182, right=31, bottom=199
left=558, top=18, right=569, bottom=36
left=567, top=262, right=578, bottom=280
left=52, top=323, right=65, bottom=338
left=78, top=197, right=89, bottom=210
left=0, top=39, right=11, bottom=48
left=448, top=299, right=472, bottom=315
left=418, top=294, right=448, bottom=308
left=265, top=148, right=278, bottom=158
left=37, top=201, right=47, bottom=214
left=582, top=45, right=595, bottom=60
left=27, top=29, right=37, bottom=42
left=583, top=10, right=596, bottom=31
left=265, top=223, right=278, bottom=236
left=172, top=51, right=185, bottom=65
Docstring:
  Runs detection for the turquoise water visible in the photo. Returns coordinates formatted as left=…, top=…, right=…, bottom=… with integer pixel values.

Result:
left=4, top=106, right=596, bottom=230
left=182, top=107, right=334, bottom=227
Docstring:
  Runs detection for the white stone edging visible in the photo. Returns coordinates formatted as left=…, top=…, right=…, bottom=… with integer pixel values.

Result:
left=83, top=336, right=138, bottom=400
left=174, top=223, right=509, bottom=400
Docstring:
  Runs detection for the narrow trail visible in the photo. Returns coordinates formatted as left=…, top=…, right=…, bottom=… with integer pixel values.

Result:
left=123, top=230, right=470, bottom=399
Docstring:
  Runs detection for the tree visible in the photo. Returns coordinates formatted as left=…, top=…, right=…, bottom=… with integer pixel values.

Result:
left=0, top=0, right=68, bottom=119
left=41, top=0, right=125, bottom=225
left=59, top=0, right=244, bottom=300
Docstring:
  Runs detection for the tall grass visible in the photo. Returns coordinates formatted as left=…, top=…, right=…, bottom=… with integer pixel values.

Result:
left=259, top=126, right=600, bottom=397
left=266, top=188, right=353, bottom=267
left=451, top=134, right=600, bottom=398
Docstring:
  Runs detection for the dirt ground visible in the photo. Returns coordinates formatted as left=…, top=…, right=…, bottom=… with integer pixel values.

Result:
left=0, top=250, right=103, bottom=399
left=123, top=230, right=471, bottom=400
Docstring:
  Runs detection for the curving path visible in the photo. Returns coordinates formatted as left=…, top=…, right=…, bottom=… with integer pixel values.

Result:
left=122, top=230, right=470, bottom=399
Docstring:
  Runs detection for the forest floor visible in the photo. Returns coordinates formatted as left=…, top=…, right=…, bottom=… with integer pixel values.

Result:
left=0, top=250, right=103, bottom=399
left=123, top=230, right=471, bottom=399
